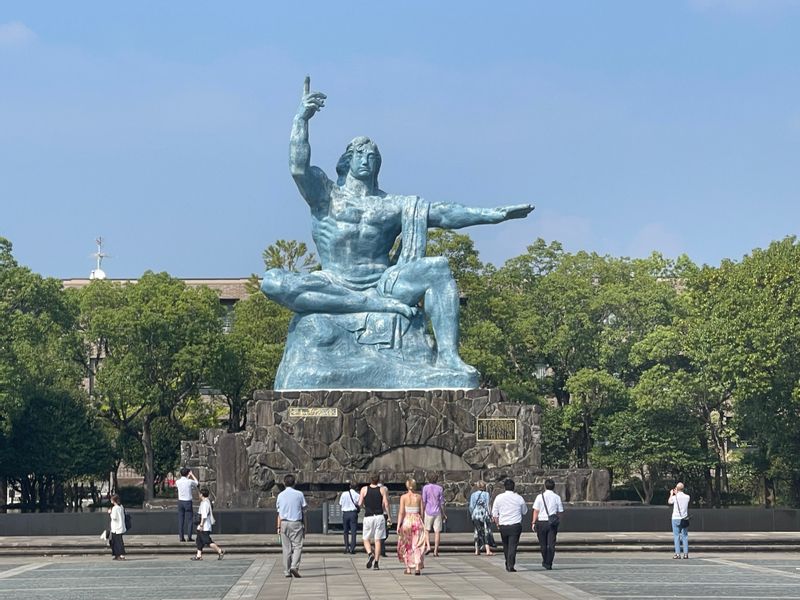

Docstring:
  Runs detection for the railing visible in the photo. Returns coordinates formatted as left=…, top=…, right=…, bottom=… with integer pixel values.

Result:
left=322, top=502, right=400, bottom=534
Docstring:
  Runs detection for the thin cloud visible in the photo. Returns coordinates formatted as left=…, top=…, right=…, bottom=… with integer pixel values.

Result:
left=628, top=223, right=684, bottom=259
left=0, top=21, right=36, bottom=46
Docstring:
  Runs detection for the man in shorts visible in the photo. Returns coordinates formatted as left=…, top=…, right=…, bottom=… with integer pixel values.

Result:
left=359, top=473, right=390, bottom=570
left=422, top=473, right=446, bottom=556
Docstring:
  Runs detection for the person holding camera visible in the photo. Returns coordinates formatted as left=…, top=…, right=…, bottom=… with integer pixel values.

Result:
left=175, top=467, right=199, bottom=542
left=532, top=479, right=564, bottom=570
left=668, top=482, right=691, bottom=559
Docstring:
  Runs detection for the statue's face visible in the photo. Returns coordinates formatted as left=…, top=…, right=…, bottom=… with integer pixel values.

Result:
left=349, top=145, right=379, bottom=182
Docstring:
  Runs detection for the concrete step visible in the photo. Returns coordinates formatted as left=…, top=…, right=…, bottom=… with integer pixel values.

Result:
left=1, top=533, right=799, bottom=556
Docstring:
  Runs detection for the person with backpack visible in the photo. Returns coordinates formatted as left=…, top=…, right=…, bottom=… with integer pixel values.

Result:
left=531, top=479, right=564, bottom=570
left=108, top=493, right=127, bottom=561
left=192, top=487, right=225, bottom=561
left=339, top=480, right=361, bottom=554
left=469, top=481, right=494, bottom=556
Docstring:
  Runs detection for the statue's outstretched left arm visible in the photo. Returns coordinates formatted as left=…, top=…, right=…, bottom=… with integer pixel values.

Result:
left=428, top=203, right=534, bottom=229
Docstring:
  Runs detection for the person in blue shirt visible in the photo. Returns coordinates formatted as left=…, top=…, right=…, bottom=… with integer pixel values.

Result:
left=276, top=474, right=307, bottom=578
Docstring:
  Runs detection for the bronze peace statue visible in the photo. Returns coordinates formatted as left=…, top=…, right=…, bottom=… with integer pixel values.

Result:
left=261, top=77, right=534, bottom=390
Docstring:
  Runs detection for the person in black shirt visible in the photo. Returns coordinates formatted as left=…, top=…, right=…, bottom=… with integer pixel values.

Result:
left=359, top=474, right=390, bottom=570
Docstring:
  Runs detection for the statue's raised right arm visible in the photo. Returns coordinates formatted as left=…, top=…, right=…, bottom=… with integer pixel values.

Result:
left=289, top=76, right=330, bottom=208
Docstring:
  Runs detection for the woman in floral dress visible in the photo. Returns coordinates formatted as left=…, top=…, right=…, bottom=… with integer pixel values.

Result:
left=397, top=478, right=427, bottom=575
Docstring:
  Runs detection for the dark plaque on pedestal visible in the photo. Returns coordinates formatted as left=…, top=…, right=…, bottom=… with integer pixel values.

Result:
left=476, top=418, right=517, bottom=442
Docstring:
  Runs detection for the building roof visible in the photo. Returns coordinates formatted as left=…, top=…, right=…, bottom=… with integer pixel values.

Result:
left=61, top=277, right=254, bottom=302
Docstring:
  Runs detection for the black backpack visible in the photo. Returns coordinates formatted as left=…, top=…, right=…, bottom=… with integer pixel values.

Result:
left=124, top=510, right=132, bottom=531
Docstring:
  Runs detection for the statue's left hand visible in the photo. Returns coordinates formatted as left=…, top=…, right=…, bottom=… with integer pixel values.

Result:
left=496, top=204, right=535, bottom=221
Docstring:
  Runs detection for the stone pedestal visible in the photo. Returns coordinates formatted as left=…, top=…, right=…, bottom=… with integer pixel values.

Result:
left=182, top=389, right=609, bottom=508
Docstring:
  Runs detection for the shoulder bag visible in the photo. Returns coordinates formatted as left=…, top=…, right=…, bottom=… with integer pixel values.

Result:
left=541, top=492, right=560, bottom=527
left=676, top=499, right=691, bottom=529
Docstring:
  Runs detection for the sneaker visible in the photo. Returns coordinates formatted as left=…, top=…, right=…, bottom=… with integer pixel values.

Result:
left=373, top=562, right=380, bottom=570
left=190, top=556, right=202, bottom=561
left=217, top=551, right=225, bottom=560
left=290, top=568, right=301, bottom=578
left=683, top=554, right=689, bottom=559
left=366, top=553, right=375, bottom=569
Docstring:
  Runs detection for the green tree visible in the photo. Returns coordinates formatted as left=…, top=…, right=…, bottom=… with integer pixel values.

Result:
left=563, top=368, right=627, bottom=467
left=0, top=237, right=111, bottom=511
left=208, top=288, right=291, bottom=431
left=687, top=238, right=800, bottom=506
left=79, top=271, right=224, bottom=501
left=262, top=239, right=318, bottom=272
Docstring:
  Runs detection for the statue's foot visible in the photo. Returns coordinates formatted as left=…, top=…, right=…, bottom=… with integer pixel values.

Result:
left=435, top=351, right=479, bottom=376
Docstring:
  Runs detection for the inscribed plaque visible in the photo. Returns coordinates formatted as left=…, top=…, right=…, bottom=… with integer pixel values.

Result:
left=476, top=418, right=517, bottom=442
left=288, top=407, right=339, bottom=418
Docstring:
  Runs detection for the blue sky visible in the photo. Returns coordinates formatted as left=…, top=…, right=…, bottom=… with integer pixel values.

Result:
left=2, top=1, right=799, bottom=278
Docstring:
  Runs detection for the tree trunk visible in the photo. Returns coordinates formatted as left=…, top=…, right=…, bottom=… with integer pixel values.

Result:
left=791, top=475, right=800, bottom=509
left=228, top=399, right=243, bottom=433
left=142, top=414, right=155, bottom=502
left=763, top=476, right=775, bottom=508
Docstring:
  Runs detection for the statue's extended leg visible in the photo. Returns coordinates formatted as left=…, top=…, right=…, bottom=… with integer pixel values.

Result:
left=387, top=258, right=477, bottom=374
left=261, top=269, right=416, bottom=318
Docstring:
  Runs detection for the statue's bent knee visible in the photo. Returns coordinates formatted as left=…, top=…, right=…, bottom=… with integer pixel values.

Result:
left=260, top=268, right=286, bottom=300
left=429, top=256, right=453, bottom=276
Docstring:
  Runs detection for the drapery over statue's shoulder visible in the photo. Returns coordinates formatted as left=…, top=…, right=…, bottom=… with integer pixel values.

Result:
left=261, top=77, right=534, bottom=390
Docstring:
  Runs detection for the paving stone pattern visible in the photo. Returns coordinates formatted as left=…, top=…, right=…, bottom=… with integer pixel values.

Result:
left=2, top=554, right=800, bottom=599
left=0, top=559, right=253, bottom=600
left=536, top=555, right=800, bottom=599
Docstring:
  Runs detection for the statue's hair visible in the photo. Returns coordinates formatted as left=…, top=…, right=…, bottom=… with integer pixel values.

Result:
left=340, top=136, right=381, bottom=188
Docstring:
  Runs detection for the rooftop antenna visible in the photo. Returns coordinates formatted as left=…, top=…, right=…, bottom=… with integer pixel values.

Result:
left=89, top=236, right=110, bottom=280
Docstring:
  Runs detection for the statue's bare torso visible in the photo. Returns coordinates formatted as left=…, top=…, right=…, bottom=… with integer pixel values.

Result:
left=311, top=185, right=403, bottom=282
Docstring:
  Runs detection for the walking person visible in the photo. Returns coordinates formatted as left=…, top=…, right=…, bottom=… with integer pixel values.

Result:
left=491, top=478, right=527, bottom=572
left=532, top=479, right=564, bottom=570
left=359, top=473, right=390, bottom=570
left=192, top=487, right=224, bottom=561
left=108, top=493, right=127, bottom=561
left=668, top=482, right=691, bottom=559
left=277, top=474, right=307, bottom=578
left=175, top=467, right=198, bottom=542
left=396, top=478, right=427, bottom=576
left=422, top=472, right=446, bottom=556
left=339, top=480, right=360, bottom=554
left=469, top=481, right=494, bottom=556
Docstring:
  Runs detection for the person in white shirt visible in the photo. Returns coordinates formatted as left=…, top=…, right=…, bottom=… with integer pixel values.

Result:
left=108, top=494, right=127, bottom=560
left=491, top=479, right=528, bottom=572
left=668, top=482, right=691, bottom=559
left=192, top=487, right=224, bottom=561
left=339, top=480, right=361, bottom=554
left=531, top=479, right=564, bottom=570
left=175, top=467, right=198, bottom=542
left=277, top=474, right=308, bottom=578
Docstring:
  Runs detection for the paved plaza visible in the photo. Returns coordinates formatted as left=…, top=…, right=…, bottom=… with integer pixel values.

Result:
left=1, top=552, right=799, bottom=599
